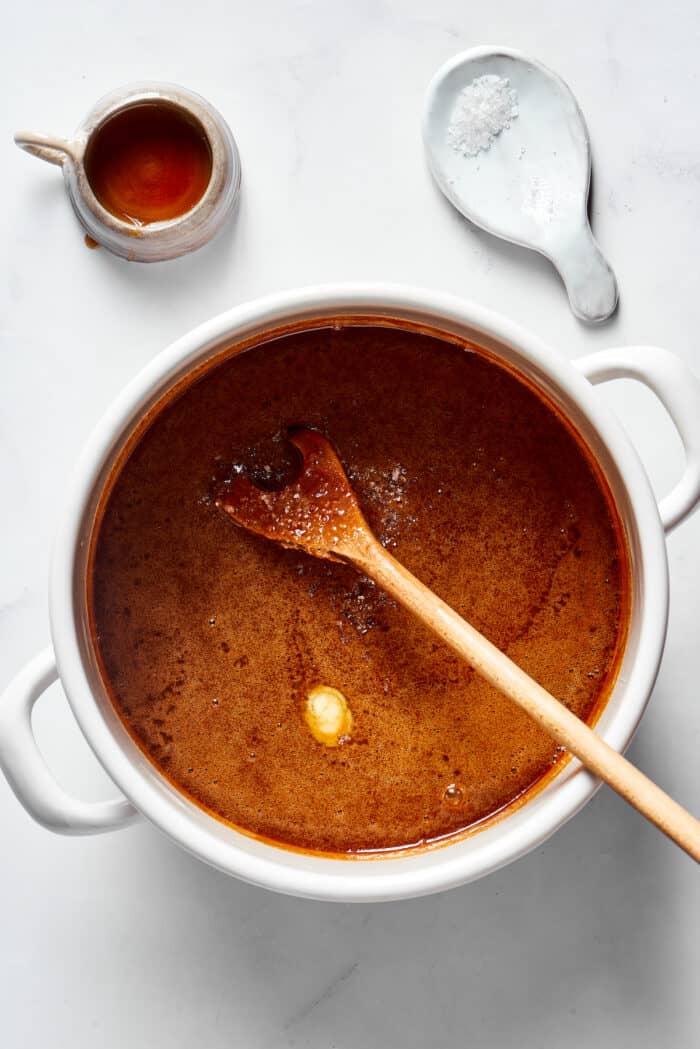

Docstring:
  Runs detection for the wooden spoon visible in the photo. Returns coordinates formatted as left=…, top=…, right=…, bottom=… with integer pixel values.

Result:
left=216, top=429, right=700, bottom=862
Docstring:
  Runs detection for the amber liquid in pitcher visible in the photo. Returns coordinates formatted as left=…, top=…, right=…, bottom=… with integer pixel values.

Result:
left=84, top=102, right=212, bottom=226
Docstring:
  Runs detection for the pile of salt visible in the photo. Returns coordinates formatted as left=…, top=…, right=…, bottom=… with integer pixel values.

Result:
left=447, top=74, right=519, bottom=157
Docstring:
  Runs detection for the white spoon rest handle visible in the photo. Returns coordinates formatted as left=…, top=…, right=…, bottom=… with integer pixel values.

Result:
left=549, top=220, right=618, bottom=324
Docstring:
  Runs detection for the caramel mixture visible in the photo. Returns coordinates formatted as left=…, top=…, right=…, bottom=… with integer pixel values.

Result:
left=89, top=322, right=628, bottom=854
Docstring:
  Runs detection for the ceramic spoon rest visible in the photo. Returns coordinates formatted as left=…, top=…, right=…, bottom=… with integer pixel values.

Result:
left=423, top=47, right=618, bottom=323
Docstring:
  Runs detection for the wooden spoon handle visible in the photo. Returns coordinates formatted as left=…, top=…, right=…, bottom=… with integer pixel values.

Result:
left=358, top=538, right=700, bottom=863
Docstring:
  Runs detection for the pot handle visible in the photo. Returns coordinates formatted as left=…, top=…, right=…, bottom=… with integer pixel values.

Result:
left=0, top=647, right=139, bottom=835
left=575, top=346, right=700, bottom=533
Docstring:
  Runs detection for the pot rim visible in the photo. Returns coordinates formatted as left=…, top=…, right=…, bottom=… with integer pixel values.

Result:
left=48, top=284, right=669, bottom=901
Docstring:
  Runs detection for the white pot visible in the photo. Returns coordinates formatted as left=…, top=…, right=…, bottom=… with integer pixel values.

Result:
left=2, top=285, right=699, bottom=902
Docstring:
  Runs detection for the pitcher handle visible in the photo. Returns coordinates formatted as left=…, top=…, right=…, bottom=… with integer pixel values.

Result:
left=14, top=131, right=76, bottom=167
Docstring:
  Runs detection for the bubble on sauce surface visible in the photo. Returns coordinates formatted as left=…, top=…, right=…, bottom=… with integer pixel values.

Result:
left=443, top=783, right=465, bottom=807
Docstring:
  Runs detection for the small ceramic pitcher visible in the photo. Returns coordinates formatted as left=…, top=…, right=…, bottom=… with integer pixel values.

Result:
left=15, top=82, right=241, bottom=262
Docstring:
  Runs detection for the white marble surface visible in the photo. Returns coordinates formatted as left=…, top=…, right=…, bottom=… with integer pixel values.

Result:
left=2, top=2, right=699, bottom=1046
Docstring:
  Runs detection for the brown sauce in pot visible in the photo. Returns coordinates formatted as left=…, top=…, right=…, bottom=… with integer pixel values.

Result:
left=88, top=321, right=630, bottom=855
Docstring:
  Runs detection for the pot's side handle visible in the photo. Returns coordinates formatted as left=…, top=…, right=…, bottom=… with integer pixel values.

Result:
left=0, top=647, right=140, bottom=835
left=575, top=346, right=700, bottom=533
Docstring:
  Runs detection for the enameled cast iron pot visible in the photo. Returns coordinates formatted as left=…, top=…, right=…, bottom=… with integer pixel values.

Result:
left=2, top=285, right=699, bottom=901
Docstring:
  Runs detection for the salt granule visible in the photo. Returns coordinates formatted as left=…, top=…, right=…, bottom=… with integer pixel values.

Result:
left=447, top=75, right=519, bottom=157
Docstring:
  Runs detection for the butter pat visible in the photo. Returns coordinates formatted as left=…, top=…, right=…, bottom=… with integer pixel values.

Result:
left=305, top=685, right=353, bottom=747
